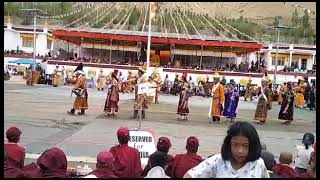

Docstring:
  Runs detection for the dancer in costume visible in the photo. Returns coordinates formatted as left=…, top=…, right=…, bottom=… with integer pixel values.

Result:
left=177, top=72, right=190, bottom=121
left=223, top=79, right=239, bottom=123
left=295, top=79, right=305, bottom=108
left=97, top=69, right=106, bottom=91
left=104, top=70, right=120, bottom=117
left=52, top=65, right=62, bottom=87
left=254, top=79, right=272, bottom=124
left=131, top=64, right=148, bottom=119
left=208, top=72, right=225, bottom=124
left=67, top=69, right=88, bottom=115
left=278, top=82, right=295, bottom=125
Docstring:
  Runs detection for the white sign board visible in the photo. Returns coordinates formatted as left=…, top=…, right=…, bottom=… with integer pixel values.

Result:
left=128, top=130, right=156, bottom=169
left=137, top=82, right=157, bottom=95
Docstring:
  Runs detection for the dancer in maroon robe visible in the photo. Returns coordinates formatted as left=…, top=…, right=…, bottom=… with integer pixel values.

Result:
left=110, top=127, right=142, bottom=178
left=170, top=136, right=203, bottom=178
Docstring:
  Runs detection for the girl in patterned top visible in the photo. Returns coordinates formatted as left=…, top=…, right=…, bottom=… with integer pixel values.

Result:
left=184, top=121, right=269, bottom=178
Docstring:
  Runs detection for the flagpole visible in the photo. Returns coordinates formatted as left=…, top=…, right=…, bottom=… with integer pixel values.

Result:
left=146, top=2, right=152, bottom=68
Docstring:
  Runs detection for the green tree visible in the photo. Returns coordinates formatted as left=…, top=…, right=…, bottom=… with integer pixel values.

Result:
left=272, top=17, right=279, bottom=26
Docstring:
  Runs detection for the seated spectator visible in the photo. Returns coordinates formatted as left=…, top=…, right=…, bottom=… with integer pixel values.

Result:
left=21, top=162, right=42, bottom=178
left=4, top=149, right=26, bottom=178
left=261, top=150, right=277, bottom=178
left=170, top=136, right=203, bottom=178
left=36, top=147, right=70, bottom=178
left=145, top=151, right=171, bottom=178
left=294, top=132, right=315, bottom=174
left=4, top=127, right=26, bottom=168
left=142, top=137, right=173, bottom=177
left=300, top=144, right=316, bottom=178
left=184, top=121, right=269, bottom=178
left=84, top=151, right=117, bottom=178
left=110, top=127, right=142, bottom=178
left=272, top=152, right=300, bottom=178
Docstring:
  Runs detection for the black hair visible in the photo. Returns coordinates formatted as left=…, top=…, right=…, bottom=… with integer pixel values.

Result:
left=111, top=73, right=118, bottom=82
left=157, top=145, right=169, bottom=154
left=302, top=133, right=315, bottom=150
left=261, top=150, right=276, bottom=170
left=182, top=77, right=187, bottom=82
left=118, top=135, right=130, bottom=144
left=221, top=121, right=261, bottom=162
left=148, top=151, right=169, bottom=168
left=7, top=135, right=20, bottom=143
left=186, top=145, right=198, bottom=153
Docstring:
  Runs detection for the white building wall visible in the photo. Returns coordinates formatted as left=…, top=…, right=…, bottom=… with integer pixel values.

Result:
left=235, top=57, right=242, bottom=65
left=248, top=52, right=257, bottom=63
left=306, top=56, right=313, bottom=70
left=265, top=51, right=272, bottom=70
left=36, top=33, right=49, bottom=56
left=4, top=30, right=21, bottom=51
left=4, top=27, right=53, bottom=56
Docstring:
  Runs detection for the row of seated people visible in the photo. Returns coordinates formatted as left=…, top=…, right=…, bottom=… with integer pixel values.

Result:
left=4, top=122, right=316, bottom=178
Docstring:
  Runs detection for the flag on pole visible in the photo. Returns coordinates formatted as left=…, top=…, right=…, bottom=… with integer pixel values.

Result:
left=150, top=2, right=158, bottom=22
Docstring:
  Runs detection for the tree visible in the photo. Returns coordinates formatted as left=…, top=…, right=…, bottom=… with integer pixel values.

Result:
left=291, top=8, right=299, bottom=27
left=272, top=17, right=279, bottom=26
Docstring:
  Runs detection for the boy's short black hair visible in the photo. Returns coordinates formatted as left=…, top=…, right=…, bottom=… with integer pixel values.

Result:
left=117, top=135, right=130, bottom=144
left=149, top=151, right=169, bottom=168
left=221, top=121, right=262, bottom=162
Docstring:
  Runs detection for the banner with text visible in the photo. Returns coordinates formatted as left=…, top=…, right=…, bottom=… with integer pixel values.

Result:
left=128, top=130, right=156, bottom=169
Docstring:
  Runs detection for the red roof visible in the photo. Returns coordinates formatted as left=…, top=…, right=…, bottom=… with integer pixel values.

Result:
left=53, top=29, right=263, bottom=55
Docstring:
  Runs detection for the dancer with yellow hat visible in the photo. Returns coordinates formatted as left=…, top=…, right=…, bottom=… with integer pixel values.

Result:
left=122, top=71, right=138, bottom=93
left=97, top=69, right=106, bottom=91
left=244, top=77, right=254, bottom=101
left=295, top=79, right=305, bottom=108
left=208, top=71, right=225, bottom=123
left=150, top=68, right=162, bottom=104
left=253, top=78, right=273, bottom=124
left=52, top=64, right=62, bottom=87
left=131, top=64, right=148, bottom=119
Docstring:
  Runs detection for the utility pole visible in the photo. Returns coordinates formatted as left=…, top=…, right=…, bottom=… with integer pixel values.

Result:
left=19, top=9, right=47, bottom=71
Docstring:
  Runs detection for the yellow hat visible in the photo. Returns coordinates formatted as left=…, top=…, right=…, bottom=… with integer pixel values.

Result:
left=213, top=71, right=221, bottom=79
left=140, top=76, right=148, bottom=83
left=261, top=79, right=268, bottom=84
left=138, top=64, right=147, bottom=73
left=152, top=68, right=160, bottom=75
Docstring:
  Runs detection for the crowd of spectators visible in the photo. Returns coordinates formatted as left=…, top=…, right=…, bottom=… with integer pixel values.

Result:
left=4, top=121, right=316, bottom=178
left=4, top=49, right=316, bottom=75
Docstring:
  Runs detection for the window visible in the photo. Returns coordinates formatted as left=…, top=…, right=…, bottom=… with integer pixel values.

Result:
left=272, top=58, right=285, bottom=66
left=22, top=38, right=33, bottom=48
